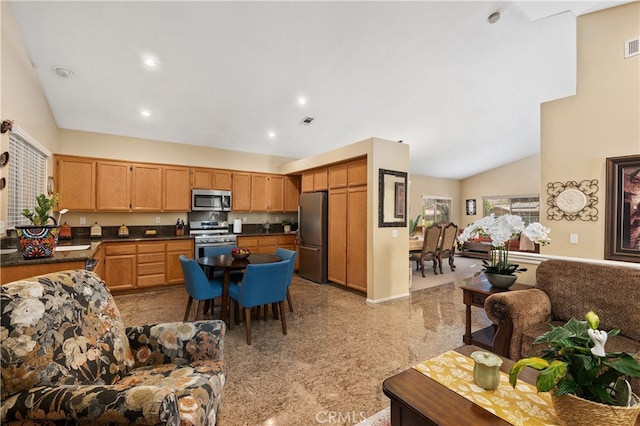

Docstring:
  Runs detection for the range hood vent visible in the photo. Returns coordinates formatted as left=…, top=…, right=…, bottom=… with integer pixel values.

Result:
left=625, top=37, right=639, bottom=58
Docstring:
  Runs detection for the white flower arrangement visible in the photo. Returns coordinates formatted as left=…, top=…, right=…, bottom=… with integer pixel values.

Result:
left=458, top=214, right=551, bottom=274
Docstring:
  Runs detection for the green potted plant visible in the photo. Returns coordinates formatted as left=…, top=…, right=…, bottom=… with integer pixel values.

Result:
left=281, top=218, right=293, bottom=233
left=16, top=193, right=61, bottom=259
left=409, top=214, right=422, bottom=236
left=509, top=311, right=640, bottom=425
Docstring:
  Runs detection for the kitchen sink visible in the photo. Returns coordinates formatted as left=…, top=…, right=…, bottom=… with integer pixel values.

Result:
left=56, top=245, right=91, bottom=252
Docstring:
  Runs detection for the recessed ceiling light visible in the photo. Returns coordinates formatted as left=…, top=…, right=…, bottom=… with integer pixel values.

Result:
left=297, top=96, right=307, bottom=105
left=268, top=131, right=276, bottom=139
left=140, top=109, right=152, bottom=117
left=53, top=66, right=74, bottom=78
left=142, top=56, right=159, bottom=68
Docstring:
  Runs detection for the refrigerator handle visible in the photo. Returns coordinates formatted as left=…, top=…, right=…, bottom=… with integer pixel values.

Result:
left=298, top=204, right=303, bottom=245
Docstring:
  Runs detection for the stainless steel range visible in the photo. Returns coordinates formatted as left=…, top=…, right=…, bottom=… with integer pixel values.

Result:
left=190, top=220, right=237, bottom=258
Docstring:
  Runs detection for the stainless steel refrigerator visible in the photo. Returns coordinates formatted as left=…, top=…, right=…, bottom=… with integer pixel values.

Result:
left=298, top=191, right=328, bottom=283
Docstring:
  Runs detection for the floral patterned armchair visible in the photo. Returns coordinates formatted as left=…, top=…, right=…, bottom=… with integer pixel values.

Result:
left=1, top=269, right=226, bottom=425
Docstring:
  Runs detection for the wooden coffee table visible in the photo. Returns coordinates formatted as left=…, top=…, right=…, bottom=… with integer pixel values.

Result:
left=382, top=345, right=539, bottom=426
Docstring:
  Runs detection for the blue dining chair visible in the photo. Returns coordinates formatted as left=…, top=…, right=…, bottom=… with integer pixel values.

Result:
left=228, top=259, right=291, bottom=345
left=179, top=255, right=224, bottom=321
left=275, top=248, right=297, bottom=313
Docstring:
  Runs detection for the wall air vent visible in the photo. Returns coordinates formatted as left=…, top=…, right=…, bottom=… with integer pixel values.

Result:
left=624, top=37, right=639, bottom=58
left=300, top=116, right=314, bottom=125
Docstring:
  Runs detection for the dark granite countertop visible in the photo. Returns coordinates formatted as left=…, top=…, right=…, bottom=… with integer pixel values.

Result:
left=1, top=235, right=194, bottom=267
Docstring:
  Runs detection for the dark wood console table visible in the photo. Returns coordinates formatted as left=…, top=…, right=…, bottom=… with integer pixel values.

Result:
left=460, top=279, right=533, bottom=351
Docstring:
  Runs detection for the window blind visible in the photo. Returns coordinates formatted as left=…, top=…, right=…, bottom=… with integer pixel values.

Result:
left=7, top=128, right=50, bottom=229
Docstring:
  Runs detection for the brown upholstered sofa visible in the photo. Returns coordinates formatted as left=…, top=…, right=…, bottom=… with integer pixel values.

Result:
left=485, top=259, right=640, bottom=394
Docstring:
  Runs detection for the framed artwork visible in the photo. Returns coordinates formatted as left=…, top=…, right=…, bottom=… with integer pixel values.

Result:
left=466, top=199, right=476, bottom=215
left=604, top=154, right=640, bottom=263
left=378, top=168, right=407, bottom=227
left=395, top=182, right=406, bottom=218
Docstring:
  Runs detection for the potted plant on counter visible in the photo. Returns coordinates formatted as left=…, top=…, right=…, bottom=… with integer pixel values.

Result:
left=509, top=311, right=640, bottom=426
left=281, top=219, right=293, bottom=233
left=16, top=193, right=60, bottom=259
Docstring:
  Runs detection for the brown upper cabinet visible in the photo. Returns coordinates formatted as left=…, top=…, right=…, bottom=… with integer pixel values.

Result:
left=191, top=168, right=232, bottom=190
left=163, top=166, right=191, bottom=211
left=57, top=155, right=189, bottom=212
left=130, top=164, right=163, bottom=211
left=301, top=168, right=328, bottom=193
left=96, top=160, right=132, bottom=211
left=232, top=172, right=252, bottom=211
left=284, top=175, right=300, bottom=212
left=55, top=155, right=96, bottom=211
left=251, top=174, right=284, bottom=212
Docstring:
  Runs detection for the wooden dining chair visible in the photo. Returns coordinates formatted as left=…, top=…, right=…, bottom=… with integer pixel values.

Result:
left=437, top=222, right=459, bottom=274
left=179, top=255, right=223, bottom=321
left=409, top=223, right=442, bottom=276
left=228, top=260, right=291, bottom=345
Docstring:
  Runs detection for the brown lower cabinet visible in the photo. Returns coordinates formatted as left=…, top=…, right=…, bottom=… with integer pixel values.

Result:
left=236, top=234, right=298, bottom=269
left=328, top=185, right=367, bottom=292
left=1, top=260, right=87, bottom=284
left=103, top=239, right=194, bottom=292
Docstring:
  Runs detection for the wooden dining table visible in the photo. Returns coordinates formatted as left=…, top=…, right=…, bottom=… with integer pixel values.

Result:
left=197, top=253, right=282, bottom=324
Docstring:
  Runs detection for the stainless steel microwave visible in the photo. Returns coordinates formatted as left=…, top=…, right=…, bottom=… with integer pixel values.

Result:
left=191, top=189, right=232, bottom=211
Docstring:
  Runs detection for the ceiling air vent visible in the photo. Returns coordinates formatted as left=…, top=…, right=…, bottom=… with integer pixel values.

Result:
left=300, top=116, right=314, bottom=125
left=624, top=37, right=639, bottom=58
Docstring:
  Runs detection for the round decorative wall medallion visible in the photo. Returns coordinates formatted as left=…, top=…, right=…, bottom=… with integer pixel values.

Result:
left=546, top=179, right=599, bottom=221
left=556, top=188, right=587, bottom=213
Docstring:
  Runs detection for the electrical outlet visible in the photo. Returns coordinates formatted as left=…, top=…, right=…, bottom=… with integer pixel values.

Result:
left=275, top=216, right=280, bottom=223
left=570, top=233, right=578, bottom=244
left=156, top=217, right=161, bottom=224
left=80, top=217, right=86, bottom=224
left=243, top=217, right=247, bottom=223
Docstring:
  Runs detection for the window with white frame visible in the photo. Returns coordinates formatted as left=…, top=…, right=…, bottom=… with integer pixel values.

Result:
left=482, top=195, right=540, bottom=225
left=7, top=128, right=50, bottom=229
left=422, top=196, right=452, bottom=226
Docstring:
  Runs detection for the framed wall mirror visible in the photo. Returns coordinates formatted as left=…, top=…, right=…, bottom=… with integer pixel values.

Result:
left=378, top=168, right=407, bottom=227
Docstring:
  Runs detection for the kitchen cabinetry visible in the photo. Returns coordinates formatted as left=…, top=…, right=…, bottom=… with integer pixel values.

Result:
left=166, top=240, right=194, bottom=284
left=232, top=172, right=252, bottom=211
left=103, top=239, right=193, bottom=291
left=96, top=161, right=131, bottom=211
left=236, top=234, right=296, bottom=265
left=54, top=155, right=95, bottom=211
left=163, top=166, right=191, bottom=211
left=96, top=161, right=163, bottom=211
left=0, top=260, right=87, bottom=284
left=327, top=159, right=367, bottom=292
left=137, top=242, right=165, bottom=287
left=251, top=174, right=284, bottom=212
left=301, top=168, right=328, bottom=193
left=92, top=244, right=104, bottom=278
left=103, top=243, right=137, bottom=291
left=284, top=175, right=300, bottom=212
left=191, top=168, right=233, bottom=190
left=131, top=164, right=163, bottom=211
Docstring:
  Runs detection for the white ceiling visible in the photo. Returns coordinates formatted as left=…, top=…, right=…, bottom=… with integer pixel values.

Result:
left=9, top=1, right=634, bottom=179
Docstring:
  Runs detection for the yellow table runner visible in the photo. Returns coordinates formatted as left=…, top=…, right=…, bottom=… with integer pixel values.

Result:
left=413, top=350, right=558, bottom=426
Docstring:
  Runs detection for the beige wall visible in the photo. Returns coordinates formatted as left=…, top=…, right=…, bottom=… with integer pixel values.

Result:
left=541, top=2, right=639, bottom=260
left=408, top=174, right=462, bottom=229
left=460, top=154, right=541, bottom=228
left=0, top=3, right=60, bottom=228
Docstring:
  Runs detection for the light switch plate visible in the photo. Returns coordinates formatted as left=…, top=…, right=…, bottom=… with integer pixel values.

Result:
left=392, top=230, right=398, bottom=237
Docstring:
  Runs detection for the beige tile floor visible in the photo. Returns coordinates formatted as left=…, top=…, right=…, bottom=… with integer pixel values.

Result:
left=114, top=256, right=491, bottom=426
